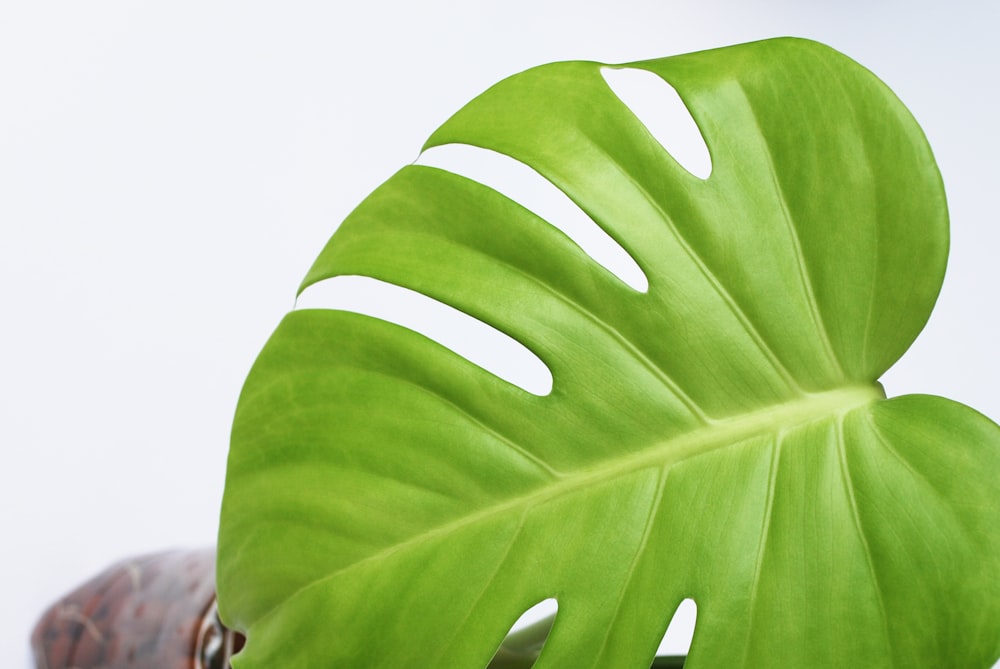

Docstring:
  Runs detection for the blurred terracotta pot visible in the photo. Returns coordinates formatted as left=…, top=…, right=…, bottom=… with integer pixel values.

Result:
left=31, top=549, right=243, bottom=669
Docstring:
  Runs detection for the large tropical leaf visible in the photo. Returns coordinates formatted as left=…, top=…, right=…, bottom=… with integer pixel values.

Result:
left=217, top=37, right=1000, bottom=667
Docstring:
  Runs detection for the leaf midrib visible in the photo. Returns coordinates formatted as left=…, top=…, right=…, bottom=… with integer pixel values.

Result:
left=254, top=384, right=884, bottom=627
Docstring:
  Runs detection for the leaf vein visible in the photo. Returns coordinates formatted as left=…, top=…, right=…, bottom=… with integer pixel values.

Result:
left=740, top=434, right=781, bottom=668
left=835, top=414, right=893, bottom=660
left=735, top=81, right=847, bottom=382
left=591, top=466, right=670, bottom=664
left=580, top=138, right=806, bottom=395
left=247, top=387, right=881, bottom=631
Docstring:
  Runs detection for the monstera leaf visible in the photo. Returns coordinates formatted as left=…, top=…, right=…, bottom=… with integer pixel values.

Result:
left=217, top=38, right=1000, bottom=667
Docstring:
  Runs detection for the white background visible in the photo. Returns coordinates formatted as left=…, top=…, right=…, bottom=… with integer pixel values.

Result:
left=2, top=1, right=999, bottom=666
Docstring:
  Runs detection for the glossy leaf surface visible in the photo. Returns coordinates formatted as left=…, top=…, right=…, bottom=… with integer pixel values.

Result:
left=218, top=38, right=1000, bottom=667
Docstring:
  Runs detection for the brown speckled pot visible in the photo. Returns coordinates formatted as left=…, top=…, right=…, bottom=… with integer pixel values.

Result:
left=31, top=549, right=244, bottom=669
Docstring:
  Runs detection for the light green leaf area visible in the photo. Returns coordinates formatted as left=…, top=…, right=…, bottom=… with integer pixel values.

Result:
left=218, top=38, right=1000, bottom=667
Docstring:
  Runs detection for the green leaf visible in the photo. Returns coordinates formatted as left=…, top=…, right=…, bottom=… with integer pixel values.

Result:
left=217, top=37, right=1000, bottom=667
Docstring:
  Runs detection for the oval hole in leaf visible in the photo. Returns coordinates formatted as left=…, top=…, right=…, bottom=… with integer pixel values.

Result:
left=656, top=597, right=697, bottom=658
left=601, top=66, right=712, bottom=179
left=295, top=274, right=554, bottom=396
left=417, top=143, right=649, bottom=292
left=488, top=598, right=558, bottom=668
